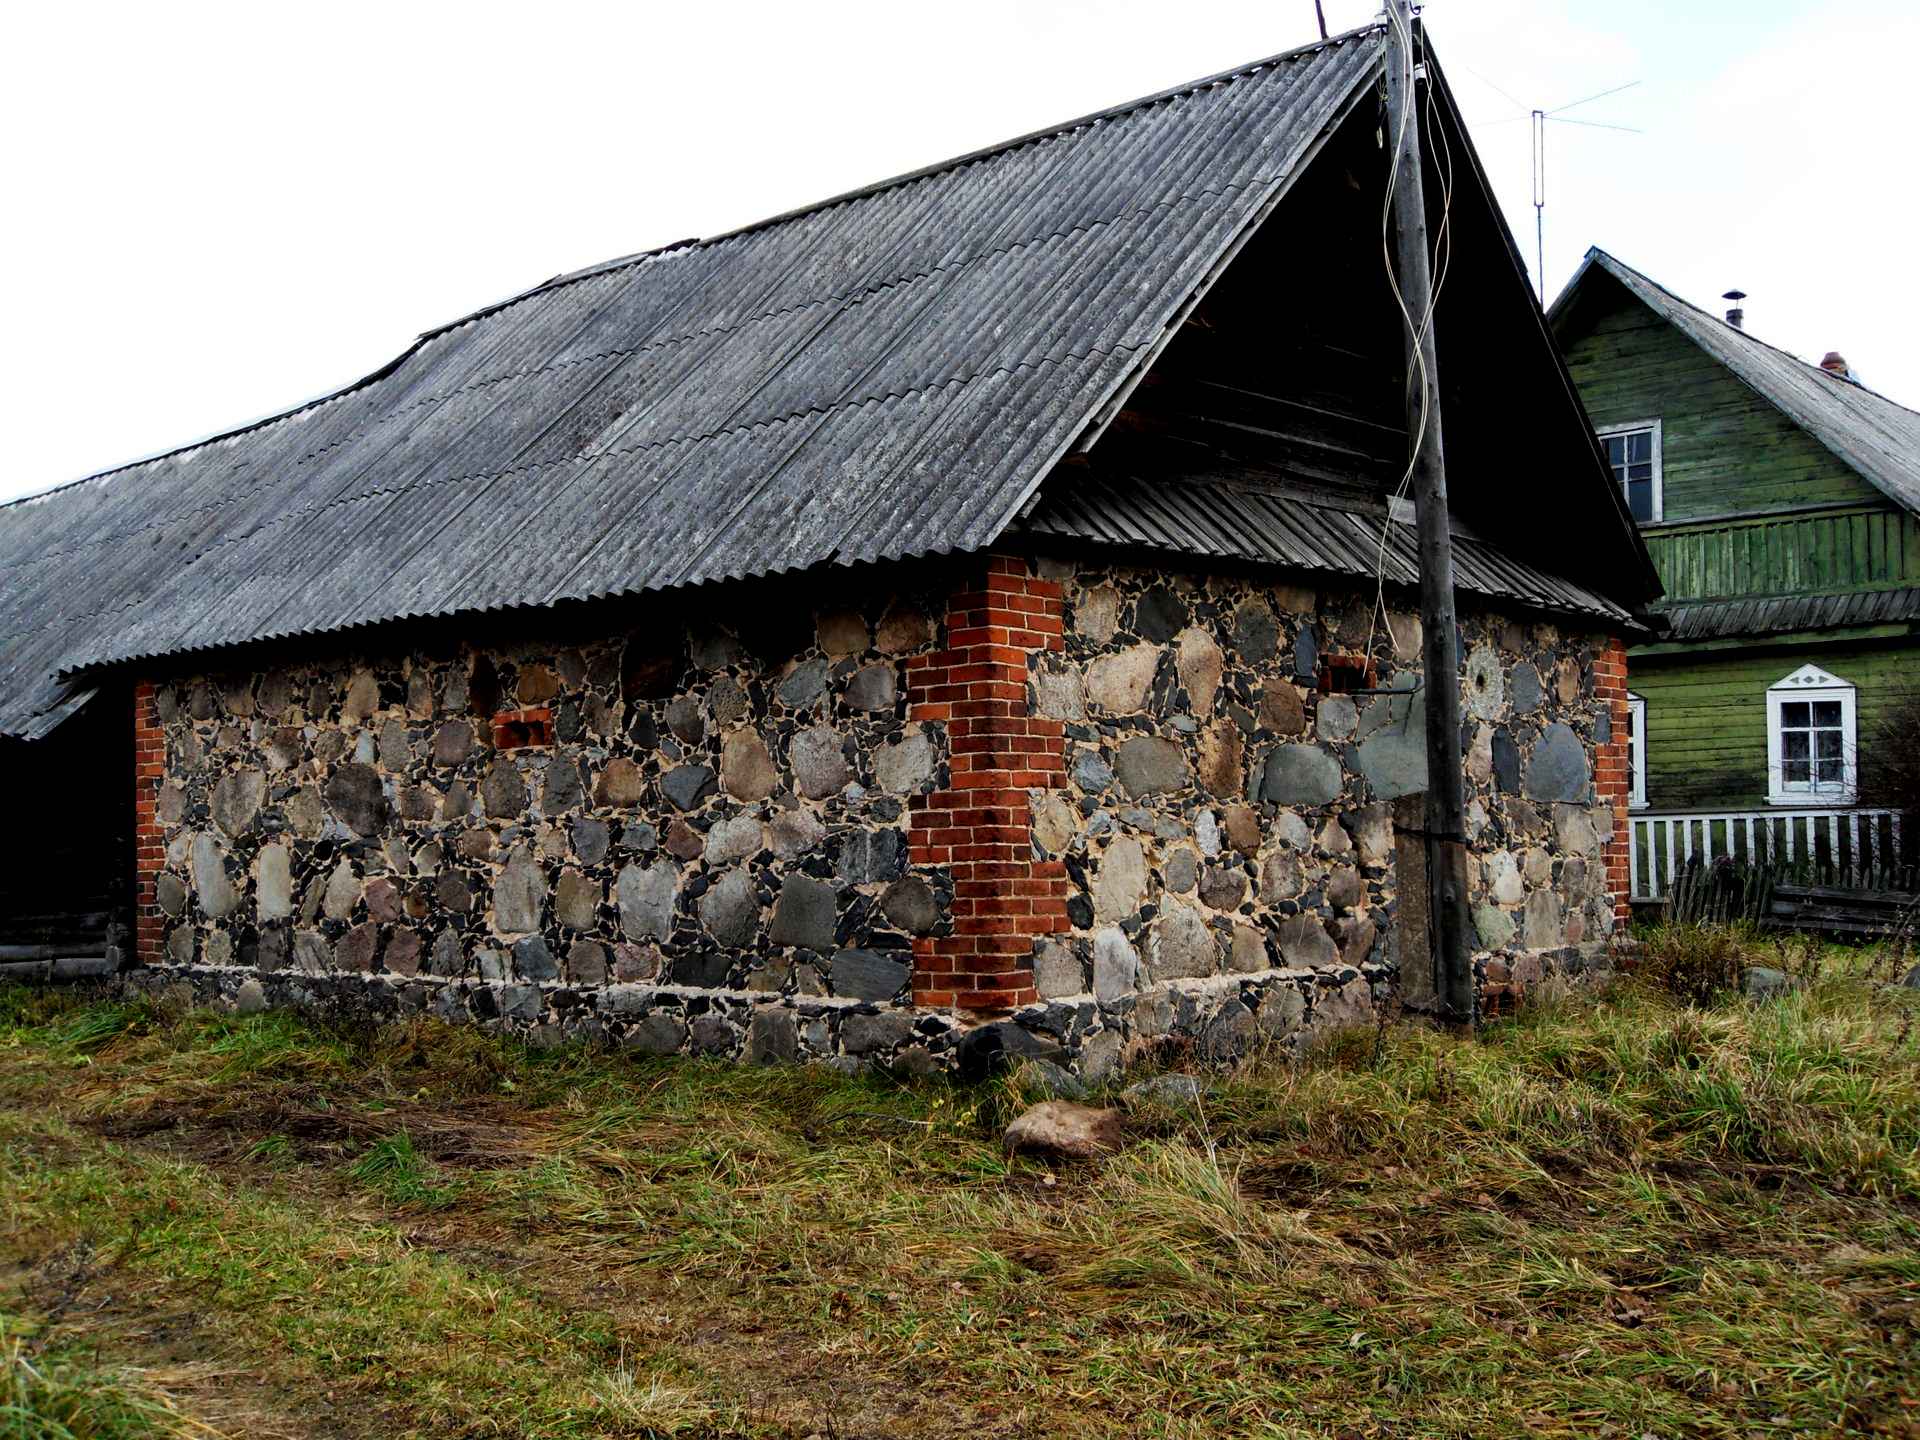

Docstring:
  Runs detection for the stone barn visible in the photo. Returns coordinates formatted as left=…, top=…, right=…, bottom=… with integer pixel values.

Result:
left=0, top=26, right=1659, bottom=1073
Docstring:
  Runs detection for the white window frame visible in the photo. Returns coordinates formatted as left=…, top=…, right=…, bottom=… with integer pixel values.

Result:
left=1766, top=663, right=1857, bottom=805
left=1597, top=418, right=1663, bottom=523
left=1626, top=692, right=1648, bottom=810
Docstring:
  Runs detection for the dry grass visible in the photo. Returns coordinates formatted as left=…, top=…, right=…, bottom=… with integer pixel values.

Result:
left=0, top=931, right=1917, bottom=1438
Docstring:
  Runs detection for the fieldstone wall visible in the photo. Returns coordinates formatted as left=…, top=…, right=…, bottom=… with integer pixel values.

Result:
left=132, top=573, right=971, bottom=1067
left=990, top=559, right=1622, bottom=1076
left=124, top=551, right=1629, bottom=1077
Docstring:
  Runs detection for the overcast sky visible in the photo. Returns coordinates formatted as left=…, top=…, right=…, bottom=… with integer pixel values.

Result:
left=2, top=0, right=1912, bottom=504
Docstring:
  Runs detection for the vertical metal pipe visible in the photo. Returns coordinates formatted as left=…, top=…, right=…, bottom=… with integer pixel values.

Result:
left=1384, top=1, right=1474, bottom=1026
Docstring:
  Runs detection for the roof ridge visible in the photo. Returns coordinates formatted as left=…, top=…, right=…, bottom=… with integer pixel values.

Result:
left=1584, top=246, right=1920, bottom=423
left=2, top=23, right=1381, bottom=515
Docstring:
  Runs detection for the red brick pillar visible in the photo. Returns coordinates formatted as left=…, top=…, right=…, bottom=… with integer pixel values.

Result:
left=905, top=555, right=1070, bottom=1014
left=133, top=680, right=167, bottom=965
left=1592, top=636, right=1633, bottom=931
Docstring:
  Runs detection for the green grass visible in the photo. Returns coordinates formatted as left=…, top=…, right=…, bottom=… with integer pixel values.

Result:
left=0, top=931, right=1916, bottom=1438
left=0, top=1319, right=216, bottom=1439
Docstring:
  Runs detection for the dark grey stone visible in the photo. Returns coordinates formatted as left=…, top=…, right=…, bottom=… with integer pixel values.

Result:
left=837, top=828, right=907, bottom=883
left=664, top=695, right=705, bottom=744
left=1492, top=728, right=1521, bottom=791
left=1134, top=585, right=1188, bottom=643
left=842, top=1009, right=915, bottom=1056
left=565, top=940, right=609, bottom=985
left=573, top=817, right=611, bottom=865
left=622, top=1013, right=688, bottom=1055
left=1232, top=600, right=1278, bottom=665
left=778, top=659, right=830, bottom=710
left=880, top=875, right=939, bottom=934
left=1293, top=624, right=1318, bottom=682
left=430, top=931, right=465, bottom=976
left=482, top=762, right=528, bottom=818
left=513, top=935, right=559, bottom=981
left=324, top=763, right=388, bottom=836
left=1200, top=999, right=1255, bottom=1061
left=698, top=868, right=762, bottom=947
left=660, top=764, right=717, bottom=812
left=1114, top=736, right=1188, bottom=797
left=1510, top=662, right=1543, bottom=713
left=617, top=861, right=677, bottom=942
left=1260, top=744, right=1342, bottom=806
left=156, top=872, right=187, bottom=918
left=830, top=949, right=910, bottom=1002
left=769, top=875, right=838, bottom=950
left=500, top=985, right=544, bottom=1024
left=1072, top=750, right=1113, bottom=794
left=433, top=718, right=474, bottom=768
left=1165, top=849, right=1198, bottom=893
left=541, top=759, right=585, bottom=814
left=1525, top=723, right=1590, bottom=803
left=844, top=664, right=897, bottom=712
left=434, top=870, right=471, bottom=914
left=1354, top=685, right=1427, bottom=800
left=746, top=1008, right=799, bottom=1064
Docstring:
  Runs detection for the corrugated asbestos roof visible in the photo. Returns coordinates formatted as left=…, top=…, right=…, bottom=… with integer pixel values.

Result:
left=1554, top=250, right=1920, bottom=518
left=0, top=27, right=1386, bottom=739
left=1020, top=472, right=1637, bottom=625
left=1658, top=586, right=1920, bottom=643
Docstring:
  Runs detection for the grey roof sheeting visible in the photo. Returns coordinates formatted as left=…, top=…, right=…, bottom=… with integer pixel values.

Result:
left=1658, top=586, right=1920, bottom=644
left=1553, top=249, right=1920, bottom=518
left=1020, top=472, right=1637, bottom=626
left=0, top=28, right=1386, bottom=738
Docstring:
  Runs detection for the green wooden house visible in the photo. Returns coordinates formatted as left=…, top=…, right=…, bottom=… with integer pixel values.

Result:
left=1550, top=249, right=1919, bottom=899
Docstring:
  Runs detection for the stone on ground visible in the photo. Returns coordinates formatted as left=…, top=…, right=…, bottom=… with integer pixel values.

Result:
left=1003, top=1101, right=1124, bottom=1160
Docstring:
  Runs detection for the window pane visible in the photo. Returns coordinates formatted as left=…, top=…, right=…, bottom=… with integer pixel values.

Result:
left=1605, top=435, right=1625, bottom=464
left=1780, top=701, right=1810, bottom=727
left=1782, top=731, right=1810, bottom=761
left=1626, top=431, right=1652, bottom=463
left=1813, top=700, right=1842, bottom=727
left=1783, top=760, right=1810, bottom=784
left=1817, top=730, right=1844, bottom=760
left=1813, top=759, right=1841, bottom=786
left=1627, top=478, right=1653, bottom=522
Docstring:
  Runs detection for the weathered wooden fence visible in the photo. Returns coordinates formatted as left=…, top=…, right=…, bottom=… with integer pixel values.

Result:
left=1630, top=807, right=1907, bottom=903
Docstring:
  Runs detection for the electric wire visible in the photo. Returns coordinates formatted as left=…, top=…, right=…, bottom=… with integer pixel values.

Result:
left=1363, top=4, right=1454, bottom=670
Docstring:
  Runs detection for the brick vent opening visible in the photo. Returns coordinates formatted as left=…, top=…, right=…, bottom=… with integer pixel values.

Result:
left=1316, top=651, right=1378, bottom=694
left=491, top=708, right=553, bottom=750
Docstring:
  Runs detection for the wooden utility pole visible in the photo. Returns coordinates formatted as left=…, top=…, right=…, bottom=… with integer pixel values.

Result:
left=1383, top=0, right=1474, bottom=1027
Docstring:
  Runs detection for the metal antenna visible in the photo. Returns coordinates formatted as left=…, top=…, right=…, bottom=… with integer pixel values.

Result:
left=1507, top=81, right=1641, bottom=302
left=1314, top=0, right=1327, bottom=40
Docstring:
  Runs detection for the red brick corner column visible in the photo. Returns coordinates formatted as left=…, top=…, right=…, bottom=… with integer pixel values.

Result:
left=1592, top=637, right=1633, bottom=931
left=905, top=555, right=1070, bottom=1015
left=133, top=679, right=167, bottom=966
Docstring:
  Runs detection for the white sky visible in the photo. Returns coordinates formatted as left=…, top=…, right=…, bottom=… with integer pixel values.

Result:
left=2, top=0, right=1913, bottom=504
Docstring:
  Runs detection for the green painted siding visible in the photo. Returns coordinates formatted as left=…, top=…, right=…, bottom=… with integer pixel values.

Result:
left=1646, top=503, right=1920, bottom=601
left=1632, top=640, right=1916, bottom=811
left=1563, top=294, right=1881, bottom=522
